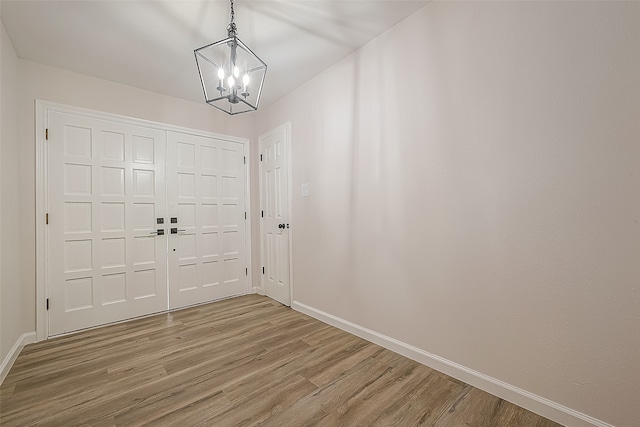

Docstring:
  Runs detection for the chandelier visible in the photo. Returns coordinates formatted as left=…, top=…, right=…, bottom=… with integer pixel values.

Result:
left=194, top=0, right=267, bottom=115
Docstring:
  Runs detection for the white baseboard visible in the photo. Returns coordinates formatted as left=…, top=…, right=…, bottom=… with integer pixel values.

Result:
left=292, top=301, right=613, bottom=427
left=0, top=332, right=36, bottom=385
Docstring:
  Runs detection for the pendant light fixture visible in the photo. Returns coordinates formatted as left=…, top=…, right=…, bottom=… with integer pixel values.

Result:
left=194, top=0, right=267, bottom=115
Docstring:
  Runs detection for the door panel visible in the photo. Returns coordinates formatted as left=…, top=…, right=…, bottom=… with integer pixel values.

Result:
left=48, top=111, right=168, bottom=335
left=260, top=124, right=291, bottom=306
left=167, top=132, right=247, bottom=309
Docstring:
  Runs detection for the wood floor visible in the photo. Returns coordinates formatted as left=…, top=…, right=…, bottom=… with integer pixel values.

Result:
left=0, top=295, right=561, bottom=426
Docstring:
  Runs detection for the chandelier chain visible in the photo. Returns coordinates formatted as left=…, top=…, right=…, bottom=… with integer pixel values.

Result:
left=227, top=0, right=237, bottom=37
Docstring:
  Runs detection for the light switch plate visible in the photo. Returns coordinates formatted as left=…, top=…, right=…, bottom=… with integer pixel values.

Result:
left=301, top=183, right=310, bottom=197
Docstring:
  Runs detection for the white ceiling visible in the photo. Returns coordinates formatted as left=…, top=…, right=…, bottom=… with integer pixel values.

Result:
left=1, top=0, right=428, bottom=108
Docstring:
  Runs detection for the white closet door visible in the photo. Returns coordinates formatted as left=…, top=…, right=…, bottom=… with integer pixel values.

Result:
left=260, top=124, right=291, bottom=306
left=167, top=131, right=247, bottom=309
left=48, top=111, right=168, bottom=336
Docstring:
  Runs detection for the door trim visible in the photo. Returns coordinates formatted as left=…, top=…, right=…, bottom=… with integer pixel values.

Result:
left=35, top=100, right=252, bottom=340
left=258, top=122, right=293, bottom=305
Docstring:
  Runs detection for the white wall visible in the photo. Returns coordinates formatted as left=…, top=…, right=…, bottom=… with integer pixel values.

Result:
left=15, top=59, right=252, bottom=338
left=254, top=2, right=640, bottom=426
left=1, top=18, right=28, bottom=364
left=0, top=1, right=3, bottom=363
left=0, top=5, right=4, bottom=363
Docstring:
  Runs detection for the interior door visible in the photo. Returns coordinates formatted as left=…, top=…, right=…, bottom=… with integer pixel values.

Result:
left=167, top=131, right=248, bottom=309
left=48, top=111, right=168, bottom=335
left=260, top=124, right=291, bottom=306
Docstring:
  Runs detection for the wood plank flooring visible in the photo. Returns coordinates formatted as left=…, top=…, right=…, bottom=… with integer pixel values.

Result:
left=0, top=295, right=562, bottom=426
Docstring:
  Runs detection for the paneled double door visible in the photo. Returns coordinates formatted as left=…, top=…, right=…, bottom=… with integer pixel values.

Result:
left=47, top=110, right=248, bottom=336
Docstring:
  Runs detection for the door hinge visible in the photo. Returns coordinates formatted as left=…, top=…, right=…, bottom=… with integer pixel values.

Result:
left=246, top=267, right=248, bottom=276
left=260, top=154, right=263, bottom=161
left=244, top=156, right=246, bottom=165
left=46, top=213, right=49, bottom=224
left=262, top=267, right=265, bottom=274
left=45, top=129, right=49, bottom=140
left=261, top=210, right=264, bottom=218
left=46, top=298, right=50, bottom=310
left=244, top=211, right=247, bottom=220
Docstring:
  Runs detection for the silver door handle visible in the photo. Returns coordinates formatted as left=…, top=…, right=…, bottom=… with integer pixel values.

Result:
left=170, top=228, right=186, bottom=234
left=149, top=229, right=165, bottom=236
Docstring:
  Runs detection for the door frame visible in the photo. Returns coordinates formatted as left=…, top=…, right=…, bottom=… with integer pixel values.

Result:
left=35, top=100, right=252, bottom=340
left=258, top=122, right=293, bottom=305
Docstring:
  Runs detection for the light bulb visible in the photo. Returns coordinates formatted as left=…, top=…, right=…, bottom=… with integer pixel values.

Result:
left=233, top=66, right=240, bottom=78
left=243, top=74, right=250, bottom=86
left=217, top=67, right=225, bottom=80
left=228, top=76, right=235, bottom=87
